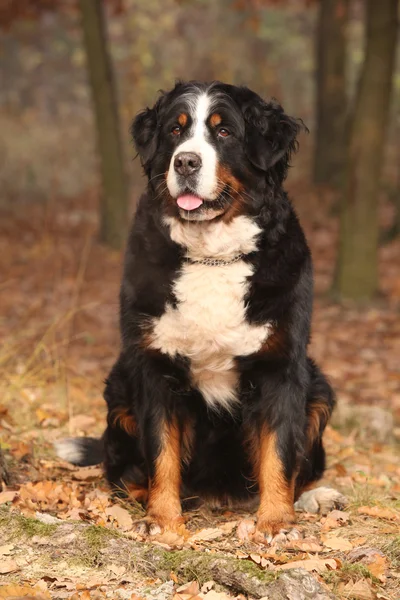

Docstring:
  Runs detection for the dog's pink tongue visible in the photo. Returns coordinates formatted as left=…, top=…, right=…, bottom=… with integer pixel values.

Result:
left=177, top=194, right=203, bottom=211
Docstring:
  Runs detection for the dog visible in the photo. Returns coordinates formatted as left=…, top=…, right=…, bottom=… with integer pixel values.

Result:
left=57, top=81, right=339, bottom=542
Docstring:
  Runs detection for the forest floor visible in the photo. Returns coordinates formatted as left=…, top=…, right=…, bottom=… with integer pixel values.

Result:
left=0, top=190, right=399, bottom=600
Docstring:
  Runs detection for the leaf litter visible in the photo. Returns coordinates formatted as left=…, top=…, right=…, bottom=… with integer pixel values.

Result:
left=0, top=196, right=399, bottom=598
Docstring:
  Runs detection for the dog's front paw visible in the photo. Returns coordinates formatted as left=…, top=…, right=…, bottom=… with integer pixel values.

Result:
left=255, top=512, right=300, bottom=546
left=295, top=487, right=348, bottom=515
left=133, top=513, right=185, bottom=536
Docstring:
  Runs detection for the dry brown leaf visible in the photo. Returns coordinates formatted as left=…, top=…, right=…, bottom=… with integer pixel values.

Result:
left=367, top=554, right=388, bottom=582
left=200, top=582, right=214, bottom=593
left=0, top=588, right=50, bottom=600
left=188, top=527, right=224, bottom=542
left=322, top=534, right=353, bottom=551
left=105, top=504, right=133, bottom=531
left=0, top=558, right=19, bottom=574
left=342, top=579, right=374, bottom=600
left=72, top=467, right=103, bottom=481
left=236, top=518, right=255, bottom=540
left=0, top=543, right=15, bottom=555
left=358, top=505, right=400, bottom=521
left=321, top=509, right=350, bottom=531
left=201, top=592, right=232, bottom=600
left=250, top=553, right=261, bottom=564
left=276, top=557, right=338, bottom=573
left=153, top=529, right=185, bottom=548
left=0, top=490, right=17, bottom=504
left=176, top=581, right=200, bottom=596
left=288, top=538, right=323, bottom=552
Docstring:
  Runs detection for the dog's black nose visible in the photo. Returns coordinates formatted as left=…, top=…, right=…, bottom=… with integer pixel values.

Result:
left=174, top=152, right=202, bottom=177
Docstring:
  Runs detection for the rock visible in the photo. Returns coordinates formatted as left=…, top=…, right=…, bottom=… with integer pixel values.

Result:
left=331, top=403, right=393, bottom=442
left=260, top=569, right=337, bottom=599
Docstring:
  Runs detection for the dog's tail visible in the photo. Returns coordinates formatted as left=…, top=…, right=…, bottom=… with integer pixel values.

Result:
left=54, top=437, right=104, bottom=466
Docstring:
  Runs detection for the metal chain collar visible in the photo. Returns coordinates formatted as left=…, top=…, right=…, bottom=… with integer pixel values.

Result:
left=185, top=253, right=245, bottom=267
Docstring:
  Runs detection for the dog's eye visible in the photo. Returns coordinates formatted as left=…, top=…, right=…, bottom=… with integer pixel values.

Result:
left=218, top=128, right=230, bottom=138
left=171, top=125, right=182, bottom=136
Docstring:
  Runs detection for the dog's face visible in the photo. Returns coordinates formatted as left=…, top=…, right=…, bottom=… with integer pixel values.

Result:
left=132, top=81, right=304, bottom=222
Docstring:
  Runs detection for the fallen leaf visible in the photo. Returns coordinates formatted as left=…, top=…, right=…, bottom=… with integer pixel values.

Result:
left=105, top=504, right=133, bottom=531
left=358, top=505, right=399, bottom=521
left=0, top=543, right=15, bottom=555
left=275, top=557, right=338, bottom=573
left=322, top=534, right=353, bottom=551
left=201, top=592, right=232, bottom=600
left=342, top=579, right=374, bottom=600
left=72, top=466, right=103, bottom=481
left=200, top=582, right=214, bottom=593
left=236, top=518, right=255, bottom=540
left=288, top=538, right=323, bottom=552
left=108, top=564, right=126, bottom=577
left=368, top=555, right=388, bottom=582
left=0, top=558, right=19, bottom=574
left=188, top=527, right=224, bottom=542
left=176, top=581, right=200, bottom=596
left=0, top=490, right=17, bottom=504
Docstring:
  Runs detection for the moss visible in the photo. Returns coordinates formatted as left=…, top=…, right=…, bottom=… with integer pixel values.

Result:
left=157, top=549, right=278, bottom=586
left=321, top=560, right=380, bottom=589
left=1, top=511, right=58, bottom=538
left=79, top=524, right=121, bottom=567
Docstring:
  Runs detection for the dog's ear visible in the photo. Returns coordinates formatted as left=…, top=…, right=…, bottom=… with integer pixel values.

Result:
left=131, top=92, right=166, bottom=176
left=242, top=98, right=307, bottom=183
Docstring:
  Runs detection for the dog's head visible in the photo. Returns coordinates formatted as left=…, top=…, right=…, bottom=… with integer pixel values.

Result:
left=132, top=81, right=305, bottom=222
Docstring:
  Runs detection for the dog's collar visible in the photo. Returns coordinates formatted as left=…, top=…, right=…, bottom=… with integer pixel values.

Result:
left=184, top=253, right=245, bottom=267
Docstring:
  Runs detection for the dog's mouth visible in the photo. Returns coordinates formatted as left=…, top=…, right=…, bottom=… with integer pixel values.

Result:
left=175, top=190, right=228, bottom=221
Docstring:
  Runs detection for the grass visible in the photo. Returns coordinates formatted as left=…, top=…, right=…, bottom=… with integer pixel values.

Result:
left=382, top=536, right=400, bottom=569
left=0, top=508, right=57, bottom=539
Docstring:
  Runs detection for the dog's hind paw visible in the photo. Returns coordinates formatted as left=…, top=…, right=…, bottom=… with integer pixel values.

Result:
left=295, top=487, right=348, bottom=515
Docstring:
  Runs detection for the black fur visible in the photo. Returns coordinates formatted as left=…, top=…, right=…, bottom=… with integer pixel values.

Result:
left=67, top=81, right=334, bottom=524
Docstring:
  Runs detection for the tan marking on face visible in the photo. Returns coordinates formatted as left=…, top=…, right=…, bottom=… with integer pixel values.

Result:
left=178, top=113, right=188, bottom=127
left=147, top=418, right=183, bottom=530
left=111, top=407, right=137, bottom=436
left=253, top=427, right=296, bottom=536
left=215, top=164, right=247, bottom=223
left=210, top=113, right=222, bottom=127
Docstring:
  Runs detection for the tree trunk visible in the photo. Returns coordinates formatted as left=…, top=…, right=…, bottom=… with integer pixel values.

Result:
left=314, top=0, right=349, bottom=188
left=79, top=0, right=128, bottom=249
left=335, top=0, right=398, bottom=301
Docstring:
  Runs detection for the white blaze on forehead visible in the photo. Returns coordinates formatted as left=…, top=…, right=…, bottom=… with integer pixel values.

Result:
left=167, top=92, right=218, bottom=200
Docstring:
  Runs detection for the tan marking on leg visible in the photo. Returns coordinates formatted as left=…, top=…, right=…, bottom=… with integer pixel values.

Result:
left=111, top=408, right=137, bottom=436
left=306, top=400, right=332, bottom=448
left=147, top=419, right=183, bottom=530
left=123, top=481, right=148, bottom=504
left=181, top=419, right=194, bottom=466
left=256, top=427, right=296, bottom=536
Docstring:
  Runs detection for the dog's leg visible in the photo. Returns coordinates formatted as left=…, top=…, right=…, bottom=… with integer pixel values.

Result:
left=253, top=424, right=298, bottom=543
left=138, top=416, right=184, bottom=534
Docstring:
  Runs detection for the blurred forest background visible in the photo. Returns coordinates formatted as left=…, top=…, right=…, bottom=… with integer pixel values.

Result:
left=1, top=2, right=400, bottom=598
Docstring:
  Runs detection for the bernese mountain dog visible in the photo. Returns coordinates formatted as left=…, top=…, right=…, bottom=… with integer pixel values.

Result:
left=57, top=81, right=338, bottom=543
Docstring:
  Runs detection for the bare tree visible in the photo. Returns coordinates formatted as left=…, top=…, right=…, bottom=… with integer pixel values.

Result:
left=79, top=0, right=128, bottom=249
left=314, top=0, right=349, bottom=189
left=335, top=0, right=399, bottom=301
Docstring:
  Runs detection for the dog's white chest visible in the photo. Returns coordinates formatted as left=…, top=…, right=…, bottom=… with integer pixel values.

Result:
left=150, top=260, right=271, bottom=410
